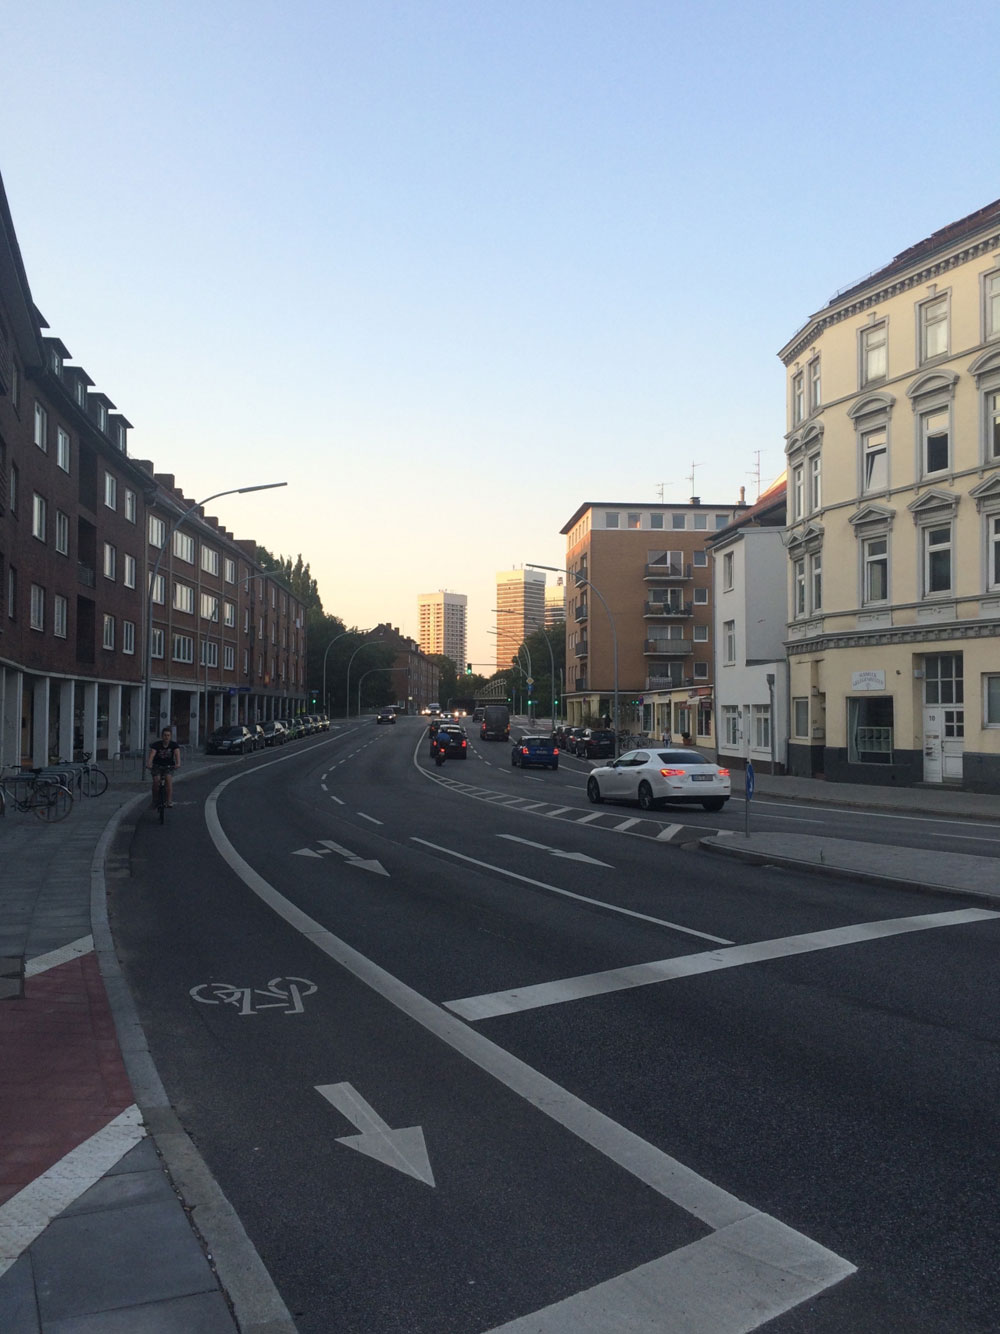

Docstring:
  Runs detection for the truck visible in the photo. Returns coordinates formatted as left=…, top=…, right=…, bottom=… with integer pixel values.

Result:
left=480, top=704, right=510, bottom=741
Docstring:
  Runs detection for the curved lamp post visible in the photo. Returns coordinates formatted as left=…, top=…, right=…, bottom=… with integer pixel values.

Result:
left=321, top=627, right=371, bottom=718
left=345, top=635, right=386, bottom=718
left=144, top=483, right=286, bottom=746
left=528, top=562, right=619, bottom=755
left=496, top=607, right=558, bottom=731
left=356, top=665, right=407, bottom=718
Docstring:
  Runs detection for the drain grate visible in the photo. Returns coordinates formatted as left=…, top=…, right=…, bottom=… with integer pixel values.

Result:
left=0, top=956, right=25, bottom=1000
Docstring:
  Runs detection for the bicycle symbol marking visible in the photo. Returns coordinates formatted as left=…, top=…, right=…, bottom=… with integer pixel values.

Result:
left=189, top=976, right=317, bottom=1016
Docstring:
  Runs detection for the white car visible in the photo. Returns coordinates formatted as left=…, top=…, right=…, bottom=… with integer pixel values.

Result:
left=586, top=747, right=731, bottom=813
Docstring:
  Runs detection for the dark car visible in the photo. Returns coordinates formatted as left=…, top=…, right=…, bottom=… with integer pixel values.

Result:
left=248, top=723, right=266, bottom=751
left=376, top=708, right=396, bottom=725
left=576, top=728, right=616, bottom=759
left=206, top=725, right=254, bottom=755
left=261, top=720, right=287, bottom=746
left=563, top=726, right=587, bottom=755
left=279, top=717, right=303, bottom=741
left=432, top=724, right=468, bottom=759
left=511, top=734, right=559, bottom=770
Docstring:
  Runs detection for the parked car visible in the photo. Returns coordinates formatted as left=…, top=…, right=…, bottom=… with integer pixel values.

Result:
left=316, top=714, right=330, bottom=731
left=511, top=735, right=559, bottom=770
left=586, top=747, right=731, bottom=812
left=563, top=726, right=587, bottom=755
left=261, top=720, right=287, bottom=746
left=431, top=724, right=468, bottom=759
left=298, top=715, right=315, bottom=735
left=280, top=717, right=304, bottom=741
left=575, top=728, right=616, bottom=760
left=376, top=708, right=396, bottom=725
left=248, top=723, right=266, bottom=751
left=206, top=725, right=255, bottom=755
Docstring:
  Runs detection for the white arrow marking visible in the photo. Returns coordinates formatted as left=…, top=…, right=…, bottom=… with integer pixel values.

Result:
left=293, top=848, right=323, bottom=859
left=315, top=1083, right=435, bottom=1186
left=498, top=834, right=612, bottom=868
left=318, top=839, right=389, bottom=876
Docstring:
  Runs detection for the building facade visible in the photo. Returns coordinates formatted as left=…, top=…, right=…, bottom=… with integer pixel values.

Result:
left=708, top=478, right=788, bottom=773
left=495, top=568, right=545, bottom=673
left=544, top=576, right=566, bottom=628
left=417, top=590, right=467, bottom=667
left=779, top=198, right=1000, bottom=789
left=560, top=500, right=744, bottom=740
left=366, top=623, right=439, bottom=714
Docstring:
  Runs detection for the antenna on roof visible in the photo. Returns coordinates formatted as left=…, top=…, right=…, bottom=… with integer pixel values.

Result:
left=687, top=461, right=702, bottom=502
left=654, top=481, right=674, bottom=502
left=747, top=451, right=762, bottom=501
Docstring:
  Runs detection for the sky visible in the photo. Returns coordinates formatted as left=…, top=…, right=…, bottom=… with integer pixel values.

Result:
left=2, top=0, right=998, bottom=668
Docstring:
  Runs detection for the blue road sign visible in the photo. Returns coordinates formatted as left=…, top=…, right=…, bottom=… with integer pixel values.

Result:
left=745, top=759, right=755, bottom=801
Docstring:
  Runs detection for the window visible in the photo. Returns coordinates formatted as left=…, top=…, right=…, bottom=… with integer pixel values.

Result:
left=604, top=512, right=619, bottom=528
left=172, top=634, right=194, bottom=663
left=200, top=593, right=219, bottom=621
left=921, top=409, right=950, bottom=475
left=722, top=552, right=734, bottom=590
left=125, top=488, right=136, bottom=523
left=57, top=427, right=71, bottom=472
left=103, top=542, right=116, bottom=580
left=104, top=472, right=117, bottom=509
left=173, top=531, right=195, bottom=563
left=123, top=621, right=135, bottom=654
left=627, top=512, right=641, bottom=530
left=809, top=357, right=821, bottom=412
left=793, top=559, right=806, bottom=616
left=694, top=624, right=708, bottom=641
left=862, top=429, right=887, bottom=492
left=7, top=565, right=15, bottom=619
left=792, top=465, right=804, bottom=520
left=173, top=581, right=195, bottom=614
left=752, top=704, right=771, bottom=750
left=54, top=594, right=67, bottom=638
left=97, top=403, right=107, bottom=432
left=986, top=391, right=1000, bottom=463
left=984, top=675, right=1000, bottom=725
left=151, top=628, right=165, bottom=659
left=810, top=552, right=822, bottom=611
left=848, top=696, right=893, bottom=764
left=224, top=557, right=236, bottom=583
left=671, top=513, right=686, bottom=530
left=148, top=515, right=165, bottom=547
left=149, top=572, right=165, bottom=604
left=694, top=587, right=708, bottom=604
left=9, top=463, right=16, bottom=515
left=693, top=550, right=707, bottom=567
left=200, top=641, right=219, bottom=668
left=809, top=454, right=821, bottom=511
left=722, top=705, right=740, bottom=747
left=792, top=371, right=805, bottom=424
left=724, top=620, right=736, bottom=664
left=124, top=553, right=136, bottom=588
left=224, top=601, right=236, bottom=627
left=923, top=524, right=952, bottom=595
left=649, top=513, right=664, bottom=530
left=694, top=661, right=709, bottom=680
left=30, top=583, right=44, bottom=630
left=793, top=698, right=809, bottom=737
left=919, top=295, right=948, bottom=362
left=34, top=402, right=48, bottom=451
left=990, top=515, right=1000, bottom=591
left=863, top=537, right=889, bottom=603
left=715, top=513, right=728, bottom=528
left=694, top=513, right=708, bottom=530
left=861, top=322, right=887, bottom=385
left=32, top=493, right=47, bottom=541
left=224, top=644, right=235, bottom=671
left=984, top=270, right=1000, bottom=341
left=201, top=545, right=220, bottom=575
left=102, top=614, right=115, bottom=649
left=925, top=653, right=963, bottom=705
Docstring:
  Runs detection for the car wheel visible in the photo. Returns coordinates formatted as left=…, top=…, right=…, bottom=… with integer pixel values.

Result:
left=511, top=753, right=517, bottom=766
left=551, top=762, right=558, bottom=770
left=638, top=781, right=655, bottom=812
left=701, top=798, right=726, bottom=812
left=587, top=777, right=602, bottom=804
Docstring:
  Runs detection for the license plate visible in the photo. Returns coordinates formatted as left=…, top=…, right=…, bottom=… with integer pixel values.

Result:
left=691, top=773, right=713, bottom=782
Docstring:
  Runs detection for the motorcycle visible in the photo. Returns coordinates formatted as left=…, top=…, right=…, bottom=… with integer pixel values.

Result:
left=434, top=738, right=446, bottom=766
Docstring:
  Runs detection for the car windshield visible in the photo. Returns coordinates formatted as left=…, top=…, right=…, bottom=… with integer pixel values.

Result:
left=655, top=750, right=712, bottom=765
left=589, top=730, right=614, bottom=741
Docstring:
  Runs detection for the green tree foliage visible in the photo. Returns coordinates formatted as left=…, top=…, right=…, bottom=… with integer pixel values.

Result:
left=505, top=622, right=566, bottom=721
left=255, top=547, right=323, bottom=613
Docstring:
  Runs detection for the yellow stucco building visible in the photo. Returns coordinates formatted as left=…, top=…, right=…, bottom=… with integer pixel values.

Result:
left=780, top=199, right=1000, bottom=789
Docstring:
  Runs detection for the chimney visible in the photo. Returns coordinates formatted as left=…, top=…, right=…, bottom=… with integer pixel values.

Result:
left=690, top=495, right=700, bottom=505
left=739, top=486, right=745, bottom=503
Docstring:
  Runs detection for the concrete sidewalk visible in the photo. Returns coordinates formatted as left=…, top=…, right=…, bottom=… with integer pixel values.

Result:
left=1, top=744, right=997, bottom=1331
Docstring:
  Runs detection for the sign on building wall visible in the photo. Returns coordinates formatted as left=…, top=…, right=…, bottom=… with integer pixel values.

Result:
left=851, top=670, right=886, bottom=691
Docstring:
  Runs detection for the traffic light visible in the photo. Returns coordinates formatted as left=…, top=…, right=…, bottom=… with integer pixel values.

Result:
left=465, top=663, right=472, bottom=675
left=311, top=694, right=318, bottom=707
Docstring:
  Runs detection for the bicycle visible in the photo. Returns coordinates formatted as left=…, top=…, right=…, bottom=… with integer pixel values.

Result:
left=151, top=766, right=170, bottom=824
left=0, top=771, right=74, bottom=822
left=53, top=751, right=109, bottom=797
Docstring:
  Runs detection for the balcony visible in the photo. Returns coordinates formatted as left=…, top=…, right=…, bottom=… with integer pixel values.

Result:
left=574, top=603, right=588, bottom=621
left=77, top=562, right=96, bottom=588
left=646, top=675, right=682, bottom=691
left=644, top=599, right=692, bottom=618
left=574, top=677, right=588, bottom=691
left=644, top=638, right=692, bottom=656
left=574, top=639, right=589, bottom=658
left=644, top=561, right=691, bottom=581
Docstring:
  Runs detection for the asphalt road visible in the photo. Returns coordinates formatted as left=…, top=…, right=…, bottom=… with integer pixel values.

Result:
left=111, top=717, right=1000, bottom=1333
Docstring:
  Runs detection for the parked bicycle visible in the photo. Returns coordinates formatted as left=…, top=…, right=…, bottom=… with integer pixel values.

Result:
left=0, top=770, right=74, bottom=822
left=52, top=752, right=109, bottom=797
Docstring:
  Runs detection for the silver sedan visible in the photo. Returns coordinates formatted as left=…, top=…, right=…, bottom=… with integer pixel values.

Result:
left=586, top=747, right=731, bottom=812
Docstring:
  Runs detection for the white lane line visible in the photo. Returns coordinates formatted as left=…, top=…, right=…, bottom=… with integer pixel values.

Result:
left=357, top=812, right=383, bottom=825
left=0, top=1105, right=145, bottom=1278
left=25, top=935, right=94, bottom=977
left=321, top=783, right=328, bottom=791
left=412, top=838, right=732, bottom=943
left=740, top=796, right=1000, bottom=837
left=656, top=824, right=683, bottom=842
left=445, top=907, right=998, bottom=1021
left=205, top=782, right=853, bottom=1330
left=330, top=795, right=345, bottom=805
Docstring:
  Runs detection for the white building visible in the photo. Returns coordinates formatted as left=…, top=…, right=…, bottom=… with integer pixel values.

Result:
left=417, top=591, right=467, bottom=667
left=709, top=478, right=789, bottom=773
left=495, top=569, right=545, bottom=672
left=544, top=576, right=566, bottom=628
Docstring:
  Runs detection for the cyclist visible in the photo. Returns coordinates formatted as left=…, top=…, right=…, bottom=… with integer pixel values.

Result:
left=146, top=727, right=181, bottom=808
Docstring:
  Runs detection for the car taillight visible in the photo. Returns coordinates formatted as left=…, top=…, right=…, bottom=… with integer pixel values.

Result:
left=521, top=747, right=529, bottom=754
left=461, top=740, right=467, bottom=748
left=553, top=747, right=559, bottom=755
left=717, top=767, right=730, bottom=776
left=659, top=767, right=685, bottom=777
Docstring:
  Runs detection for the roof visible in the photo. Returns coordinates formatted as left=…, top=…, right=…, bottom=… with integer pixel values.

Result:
left=560, top=498, right=742, bottom=535
left=708, top=474, right=786, bottom=544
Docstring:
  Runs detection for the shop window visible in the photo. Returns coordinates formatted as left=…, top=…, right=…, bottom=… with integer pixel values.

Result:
left=847, top=696, right=893, bottom=764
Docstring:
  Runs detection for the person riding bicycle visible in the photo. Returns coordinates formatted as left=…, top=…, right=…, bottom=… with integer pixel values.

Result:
left=146, top=727, right=180, bottom=808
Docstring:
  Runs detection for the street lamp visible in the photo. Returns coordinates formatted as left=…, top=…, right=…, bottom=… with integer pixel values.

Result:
left=356, top=665, right=407, bottom=718
left=528, top=562, right=619, bottom=755
left=145, top=483, right=287, bottom=747
left=321, top=627, right=371, bottom=719
left=345, top=633, right=386, bottom=718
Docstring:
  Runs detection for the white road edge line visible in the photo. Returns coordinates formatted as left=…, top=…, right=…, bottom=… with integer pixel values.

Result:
left=205, top=777, right=855, bottom=1330
left=445, top=908, right=999, bottom=1021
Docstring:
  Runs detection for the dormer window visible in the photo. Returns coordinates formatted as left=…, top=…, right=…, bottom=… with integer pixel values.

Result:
left=97, top=403, right=107, bottom=432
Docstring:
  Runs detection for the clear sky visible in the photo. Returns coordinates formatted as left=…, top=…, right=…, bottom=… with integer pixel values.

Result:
left=2, top=0, right=997, bottom=668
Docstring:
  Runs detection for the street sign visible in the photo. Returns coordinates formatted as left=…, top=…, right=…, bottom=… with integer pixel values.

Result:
left=745, top=760, right=755, bottom=800
left=526, top=676, right=534, bottom=685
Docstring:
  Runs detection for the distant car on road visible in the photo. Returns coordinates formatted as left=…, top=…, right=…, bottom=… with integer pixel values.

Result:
left=511, top=735, right=559, bottom=770
left=376, top=708, right=396, bottom=724
left=431, top=724, right=468, bottom=759
left=586, top=748, right=731, bottom=812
